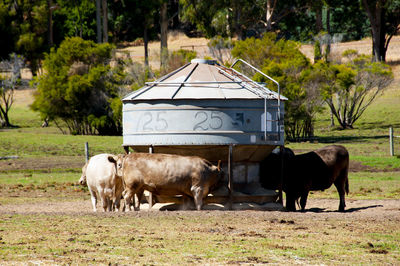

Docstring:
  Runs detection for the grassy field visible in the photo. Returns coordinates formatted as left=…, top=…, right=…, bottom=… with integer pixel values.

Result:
left=0, top=36, right=399, bottom=264
left=1, top=211, right=399, bottom=265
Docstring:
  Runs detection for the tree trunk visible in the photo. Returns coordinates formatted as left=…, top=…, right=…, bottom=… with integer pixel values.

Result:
left=362, top=0, right=386, bottom=61
left=265, top=0, right=277, bottom=31
left=144, top=20, right=149, bottom=70
left=47, top=0, right=53, bottom=47
left=160, top=1, right=168, bottom=70
left=102, top=0, right=108, bottom=43
left=96, top=0, right=102, bottom=43
left=315, top=4, right=323, bottom=33
left=325, top=6, right=331, bottom=62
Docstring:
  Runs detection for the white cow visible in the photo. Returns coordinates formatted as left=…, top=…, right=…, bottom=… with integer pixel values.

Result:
left=79, top=154, right=124, bottom=212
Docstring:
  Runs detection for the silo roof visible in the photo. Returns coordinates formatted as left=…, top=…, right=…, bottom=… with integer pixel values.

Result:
left=123, top=59, right=287, bottom=101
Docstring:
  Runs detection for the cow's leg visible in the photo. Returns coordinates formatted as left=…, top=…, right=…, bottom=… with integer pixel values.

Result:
left=114, top=194, right=123, bottom=212
left=123, top=189, right=134, bottom=211
left=135, top=188, right=144, bottom=211
left=285, top=193, right=296, bottom=211
left=107, top=198, right=113, bottom=212
left=89, top=189, right=97, bottom=212
left=299, top=191, right=309, bottom=211
left=334, top=180, right=346, bottom=212
left=99, top=191, right=108, bottom=212
left=191, top=186, right=204, bottom=211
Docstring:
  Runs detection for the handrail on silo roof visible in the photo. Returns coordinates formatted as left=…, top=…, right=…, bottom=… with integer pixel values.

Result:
left=230, top=58, right=282, bottom=142
left=230, top=59, right=280, bottom=103
left=124, top=62, right=192, bottom=100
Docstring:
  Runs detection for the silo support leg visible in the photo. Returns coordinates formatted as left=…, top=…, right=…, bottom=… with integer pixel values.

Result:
left=148, top=145, right=154, bottom=210
left=228, top=144, right=234, bottom=210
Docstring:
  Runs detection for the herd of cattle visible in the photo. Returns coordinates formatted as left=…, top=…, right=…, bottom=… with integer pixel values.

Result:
left=79, top=145, right=349, bottom=212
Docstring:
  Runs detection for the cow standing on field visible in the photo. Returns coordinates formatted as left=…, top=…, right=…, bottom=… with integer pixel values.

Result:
left=79, top=154, right=124, bottom=212
left=116, top=153, right=223, bottom=211
left=260, top=145, right=349, bottom=212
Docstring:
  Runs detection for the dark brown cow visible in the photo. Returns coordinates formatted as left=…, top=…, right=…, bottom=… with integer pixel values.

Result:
left=260, top=145, right=349, bottom=212
left=116, top=153, right=223, bottom=211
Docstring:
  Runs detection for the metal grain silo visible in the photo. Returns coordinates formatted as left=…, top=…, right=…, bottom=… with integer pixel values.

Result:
left=122, top=58, right=286, bottom=207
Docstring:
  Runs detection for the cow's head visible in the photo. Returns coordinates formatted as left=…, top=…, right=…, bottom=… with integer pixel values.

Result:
left=79, top=162, right=88, bottom=185
left=259, top=147, right=295, bottom=190
left=108, top=154, right=125, bottom=177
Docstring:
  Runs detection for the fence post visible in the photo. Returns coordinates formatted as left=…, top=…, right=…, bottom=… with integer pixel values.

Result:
left=85, top=142, right=89, bottom=162
left=390, top=127, right=394, bottom=156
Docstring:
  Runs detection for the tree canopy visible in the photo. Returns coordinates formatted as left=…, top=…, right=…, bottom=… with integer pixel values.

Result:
left=31, top=37, right=123, bottom=135
left=232, top=33, right=320, bottom=140
left=317, top=50, right=393, bottom=129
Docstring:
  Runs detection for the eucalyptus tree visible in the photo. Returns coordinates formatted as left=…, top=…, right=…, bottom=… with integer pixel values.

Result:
left=317, top=50, right=393, bottom=129
left=0, top=54, right=24, bottom=128
left=31, top=37, right=123, bottom=135
left=361, top=0, right=400, bottom=61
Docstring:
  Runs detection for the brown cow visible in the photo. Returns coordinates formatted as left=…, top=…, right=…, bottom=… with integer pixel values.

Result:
left=116, top=153, right=223, bottom=211
left=260, top=145, right=349, bottom=212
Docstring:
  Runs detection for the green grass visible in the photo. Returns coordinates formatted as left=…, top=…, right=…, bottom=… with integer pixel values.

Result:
left=352, top=155, right=400, bottom=170
left=9, top=105, right=42, bottom=128
left=0, top=129, right=123, bottom=157
left=0, top=212, right=398, bottom=264
left=310, top=171, right=400, bottom=200
left=0, top=171, right=80, bottom=185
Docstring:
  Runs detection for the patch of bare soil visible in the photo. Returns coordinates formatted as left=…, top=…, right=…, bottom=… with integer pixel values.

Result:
left=0, top=156, right=84, bottom=171
left=0, top=197, right=399, bottom=223
left=349, top=160, right=400, bottom=172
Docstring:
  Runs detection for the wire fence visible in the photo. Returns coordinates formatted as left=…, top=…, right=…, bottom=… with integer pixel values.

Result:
left=389, top=127, right=400, bottom=156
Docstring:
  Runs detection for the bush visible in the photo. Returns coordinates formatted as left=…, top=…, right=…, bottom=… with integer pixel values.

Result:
left=161, top=49, right=197, bottom=75
left=232, top=33, right=321, bottom=141
left=31, top=37, right=123, bottom=135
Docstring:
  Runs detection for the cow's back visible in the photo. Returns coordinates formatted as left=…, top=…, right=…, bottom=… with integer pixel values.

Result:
left=296, top=145, right=349, bottom=191
left=123, top=153, right=219, bottom=195
left=86, top=154, right=117, bottom=192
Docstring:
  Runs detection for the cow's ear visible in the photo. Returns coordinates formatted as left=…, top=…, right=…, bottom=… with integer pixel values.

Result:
left=217, top=160, right=221, bottom=171
left=108, top=156, right=117, bottom=164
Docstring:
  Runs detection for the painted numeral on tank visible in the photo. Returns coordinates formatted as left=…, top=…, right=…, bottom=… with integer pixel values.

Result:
left=141, top=112, right=153, bottom=131
left=138, top=112, right=168, bottom=132
left=210, top=111, right=223, bottom=129
left=193, top=111, right=223, bottom=131
left=155, top=111, right=168, bottom=131
left=193, top=111, right=208, bottom=130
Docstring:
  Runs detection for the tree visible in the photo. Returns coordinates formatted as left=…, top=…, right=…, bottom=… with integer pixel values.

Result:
left=0, top=54, right=24, bottom=127
left=207, top=36, right=234, bottom=64
left=361, top=0, right=400, bottom=62
left=160, top=0, right=169, bottom=70
left=96, top=0, right=101, bottom=42
left=3, top=0, right=49, bottom=75
left=232, top=33, right=322, bottom=140
left=319, top=50, right=393, bottom=129
left=102, top=0, right=108, bottom=43
left=31, top=37, right=123, bottom=135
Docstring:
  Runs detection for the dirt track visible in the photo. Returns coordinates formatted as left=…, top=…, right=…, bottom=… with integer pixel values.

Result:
left=1, top=198, right=399, bottom=223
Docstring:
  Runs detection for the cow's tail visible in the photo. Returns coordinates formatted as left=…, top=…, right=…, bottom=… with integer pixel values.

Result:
left=217, top=160, right=221, bottom=171
left=345, top=171, right=349, bottom=195
left=342, top=157, right=350, bottom=195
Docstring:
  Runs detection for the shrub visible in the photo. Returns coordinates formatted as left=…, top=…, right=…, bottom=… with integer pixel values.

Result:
left=31, top=37, right=123, bottom=135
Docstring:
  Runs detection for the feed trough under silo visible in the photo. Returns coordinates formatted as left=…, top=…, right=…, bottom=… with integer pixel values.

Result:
left=122, top=58, right=287, bottom=209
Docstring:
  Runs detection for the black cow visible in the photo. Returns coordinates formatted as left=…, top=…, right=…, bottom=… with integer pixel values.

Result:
left=260, top=145, right=349, bottom=212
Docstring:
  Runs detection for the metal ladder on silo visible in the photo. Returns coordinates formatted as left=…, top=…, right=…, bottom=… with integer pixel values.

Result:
left=217, top=59, right=282, bottom=141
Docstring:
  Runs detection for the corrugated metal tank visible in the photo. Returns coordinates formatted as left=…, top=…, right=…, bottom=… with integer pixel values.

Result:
left=122, top=59, right=286, bottom=184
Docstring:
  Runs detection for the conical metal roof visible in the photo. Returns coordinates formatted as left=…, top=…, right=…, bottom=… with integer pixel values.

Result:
left=123, top=59, right=287, bottom=101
